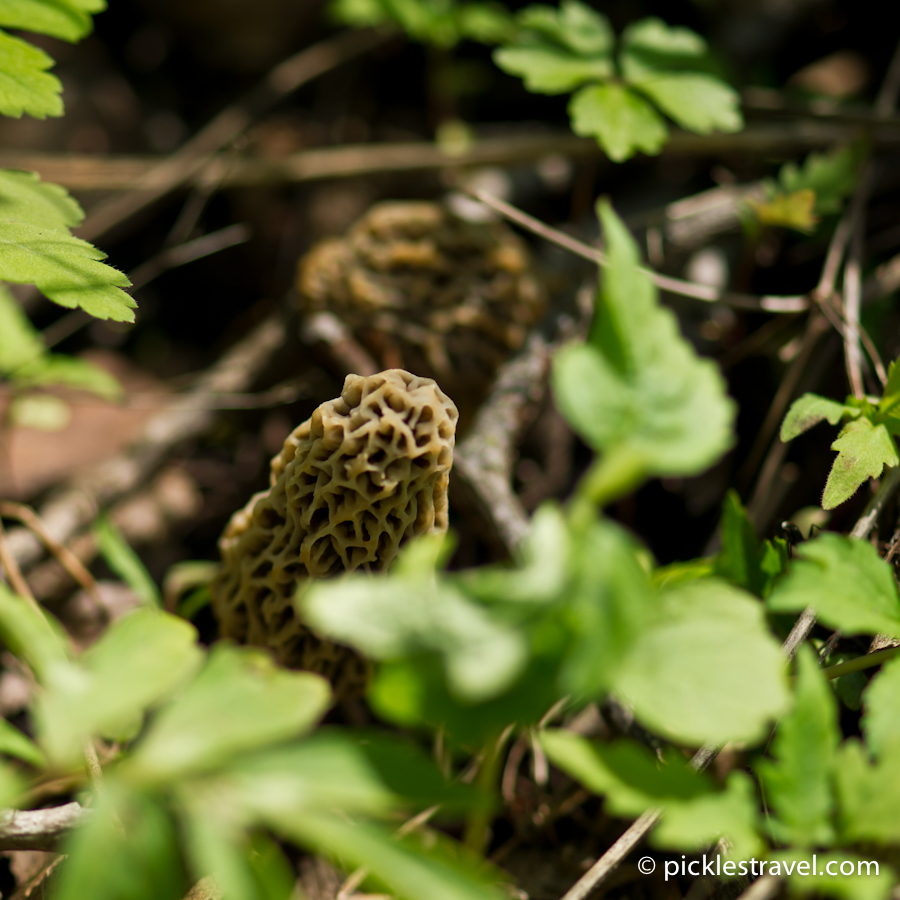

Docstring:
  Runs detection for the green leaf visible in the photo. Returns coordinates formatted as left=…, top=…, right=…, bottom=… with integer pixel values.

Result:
left=0, top=168, right=82, bottom=233
left=757, top=645, right=838, bottom=846
left=9, top=393, right=71, bottom=430
left=36, top=609, right=202, bottom=765
left=0, top=760, right=24, bottom=808
left=559, top=516, right=655, bottom=697
left=568, top=83, right=667, bottom=161
left=0, top=218, right=134, bottom=321
left=822, top=417, right=898, bottom=509
left=125, top=644, right=331, bottom=782
left=94, top=515, right=161, bottom=607
left=860, top=654, right=900, bottom=757
left=302, top=542, right=529, bottom=704
left=269, top=812, right=505, bottom=900
left=714, top=490, right=788, bottom=598
left=620, top=17, right=708, bottom=71
left=493, top=1, right=613, bottom=94
left=834, top=739, right=900, bottom=845
left=55, top=784, right=189, bottom=900
left=457, top=4, right=515, bottom=44
left=0, top=30, right=63, bottom=118
left=0, top=283, right=45, bottom=373
left=14, top=353, right=122, bottom=398
left=878, top=357, right=900, bottom=416
left=615, top=579, right=789, bottom=745
left=541, top=730, right=762, bottom=859
left=767, top=533, right=900, bottom=639
left=328, top=0, right=390, bottom=28
left=0, top=718, right=46, bottom=766
left=781, top=393, right=860, bottom=441
left=747, top=189, right=819, bottom=233
left=0, top=580, right=71, bottom=681
left=630, top=73, right=742, bottom=134
left=778, top=145, right=863, bottom=216
left=552, top=201, right=735, bottom=497
left=769, top=848, right=894, bottom=900
left=0, top=0, right=96, bottom=42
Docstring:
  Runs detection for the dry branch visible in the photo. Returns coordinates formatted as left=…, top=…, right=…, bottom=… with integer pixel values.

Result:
left=0, top=802, right=87, bottom=852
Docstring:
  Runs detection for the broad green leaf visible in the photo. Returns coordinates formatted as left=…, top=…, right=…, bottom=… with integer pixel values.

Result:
left=269, top=812, right=504, bottom=900
left=656, top=772, right=763, bottom=861
left=834, top=739, right=900, bottom=845
left=0, top=0, right=95, bottom=42
left=714, top=490, right=788, bottom=598
left=55, top=784, right=188, bottom=900
left=861, top=654, right=900, bottom=757
left=615, top=579, right=789, bottom=745
left=781, top=393, right=860, bottom=441
left=328, top=0, right=390, bottom=28
left=542, top=730, right=761, bottom=858
left=0, top=718, right=46, bottom=766
left=823, top=418, right=898, bottom=509
left=0, top=581, right=70, bottom=681
left=94, top=515, right=161, bottom=607
left=494, top=46, right=613, bottom=94
left=559, top=516, right=655, bottom=697
left=568, top=83, right=667, bottom=161
left=493, top=1, right=613, bottom=94
left=245, top=833, right=296, bottom=900
left=14, top=354, right=122, bottom=398
left=779, top=145, right=863, bottom=216
left=552, top=201, right=734, bottom=493
left=630, top=74, right=742, bottom=134
left=457, top=4, right=515, bottom=44
left=769, top=849, right=893, bottom=900
left=767, top=534, right=900, bottom=638
left=125, top=645, right=330, bottom=782
left=517, top=1, right=613, bottom=57
left=0, top=218, right=134, bottom=321
left=0, top=283, right=44, bottom=372
left=37, top=610, right=200, bottom=763
left=0, top=30, right=62, bottom=118
left=620, top=17, right=707, bottom=70
left=302, top=550, right=529, bottom=704
left=747, top=189, right=819, bottom=233
left=757, top=646, right=838, bottom=846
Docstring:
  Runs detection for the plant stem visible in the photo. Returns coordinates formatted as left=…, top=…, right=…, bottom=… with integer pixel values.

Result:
left=823, top=646, right=900, bottom=680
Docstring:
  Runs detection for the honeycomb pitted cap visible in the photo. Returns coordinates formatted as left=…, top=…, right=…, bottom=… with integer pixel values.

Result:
left=210, top=369, right=458, bottom=694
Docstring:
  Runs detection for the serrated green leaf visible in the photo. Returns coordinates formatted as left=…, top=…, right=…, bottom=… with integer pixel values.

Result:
left=0, top=717, right=46, bottom=766
left=55, top=784, right=189, bottom=900
left=757, top=645, right=838, bottom=846
left=493, top=1, right=613, bottom=94
left=861, top=654, right=900, bottom=757
left=615, top=579, right=789, bottom=745
left=767, top=533, right=900, bottom=638
left=568, top=83, right=667, bottom=160
left=834, top=739, right=900, bottom=846
left=36, top=609, right=201, bottom=765
left=620, top=17, right=707, bottom=68
left=125, top=645, right=331, bottom=782
left=823, top=417, right=898, bottom=509
left=629, top=73, right=742, bottom=134
left=552, top=201, right=734, bottom=495
left=770, top=847, right=893, bottom=900
left=878, top=357, right=900, bottom=415
left=0, top=0, right=95, bottom=43
left=0, top=30, right=63, bottom=118
left=779, top=145, right=863, bottom=217
left=94, top=515, right=161, bottom=607
left=0, top=218, right=134, bottom=321
left=0, top=169, right=83, bottom=231
left=781, top=393, right=860, bottom=441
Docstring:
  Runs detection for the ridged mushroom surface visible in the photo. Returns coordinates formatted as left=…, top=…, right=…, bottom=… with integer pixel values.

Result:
left=296, top=201, right=545, bottom=418
left=210, top=369, right=458, bottom=694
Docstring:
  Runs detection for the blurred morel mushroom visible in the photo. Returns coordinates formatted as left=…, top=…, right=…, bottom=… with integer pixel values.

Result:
left=210, top=369, right=458, bottom=696
left=296, top=201, right=545, bottom=423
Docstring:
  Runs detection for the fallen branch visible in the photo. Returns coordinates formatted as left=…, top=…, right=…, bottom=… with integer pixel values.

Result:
left=0, top=802, right=87, bottom=851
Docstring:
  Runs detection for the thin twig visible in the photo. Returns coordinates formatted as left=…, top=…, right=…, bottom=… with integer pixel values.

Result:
left=842, top=183, right=869, bottom=399
left=0, top=501, right=100, bottom=604
left=850, top=466, right=900, bottom=539
left=0, top=516, right=38, bottom=608
left=469, top=189, right=809, bottom=314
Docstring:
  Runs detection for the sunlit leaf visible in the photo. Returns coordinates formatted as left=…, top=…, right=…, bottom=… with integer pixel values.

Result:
left=0, top=30, right=62, bottom=118
left=781, top=393, right=861, bottom=441
left=861, top=655, right=900, bottom=757
left=0, top=718, right=46, bottom=767
left=823, top=417, right=898, bottom=509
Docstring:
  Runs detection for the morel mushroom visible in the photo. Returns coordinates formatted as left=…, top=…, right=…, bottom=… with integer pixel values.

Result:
left=210, top=369, right=458, bottom=695
left=296, top=201, right=545, bottom=422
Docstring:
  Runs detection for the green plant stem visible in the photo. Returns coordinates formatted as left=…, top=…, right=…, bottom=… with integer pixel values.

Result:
left=823, top=646, right=900, bottom=680
left=463, top=732, right=506, bottom=854
left=570, top=450, right=647, bottom=529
